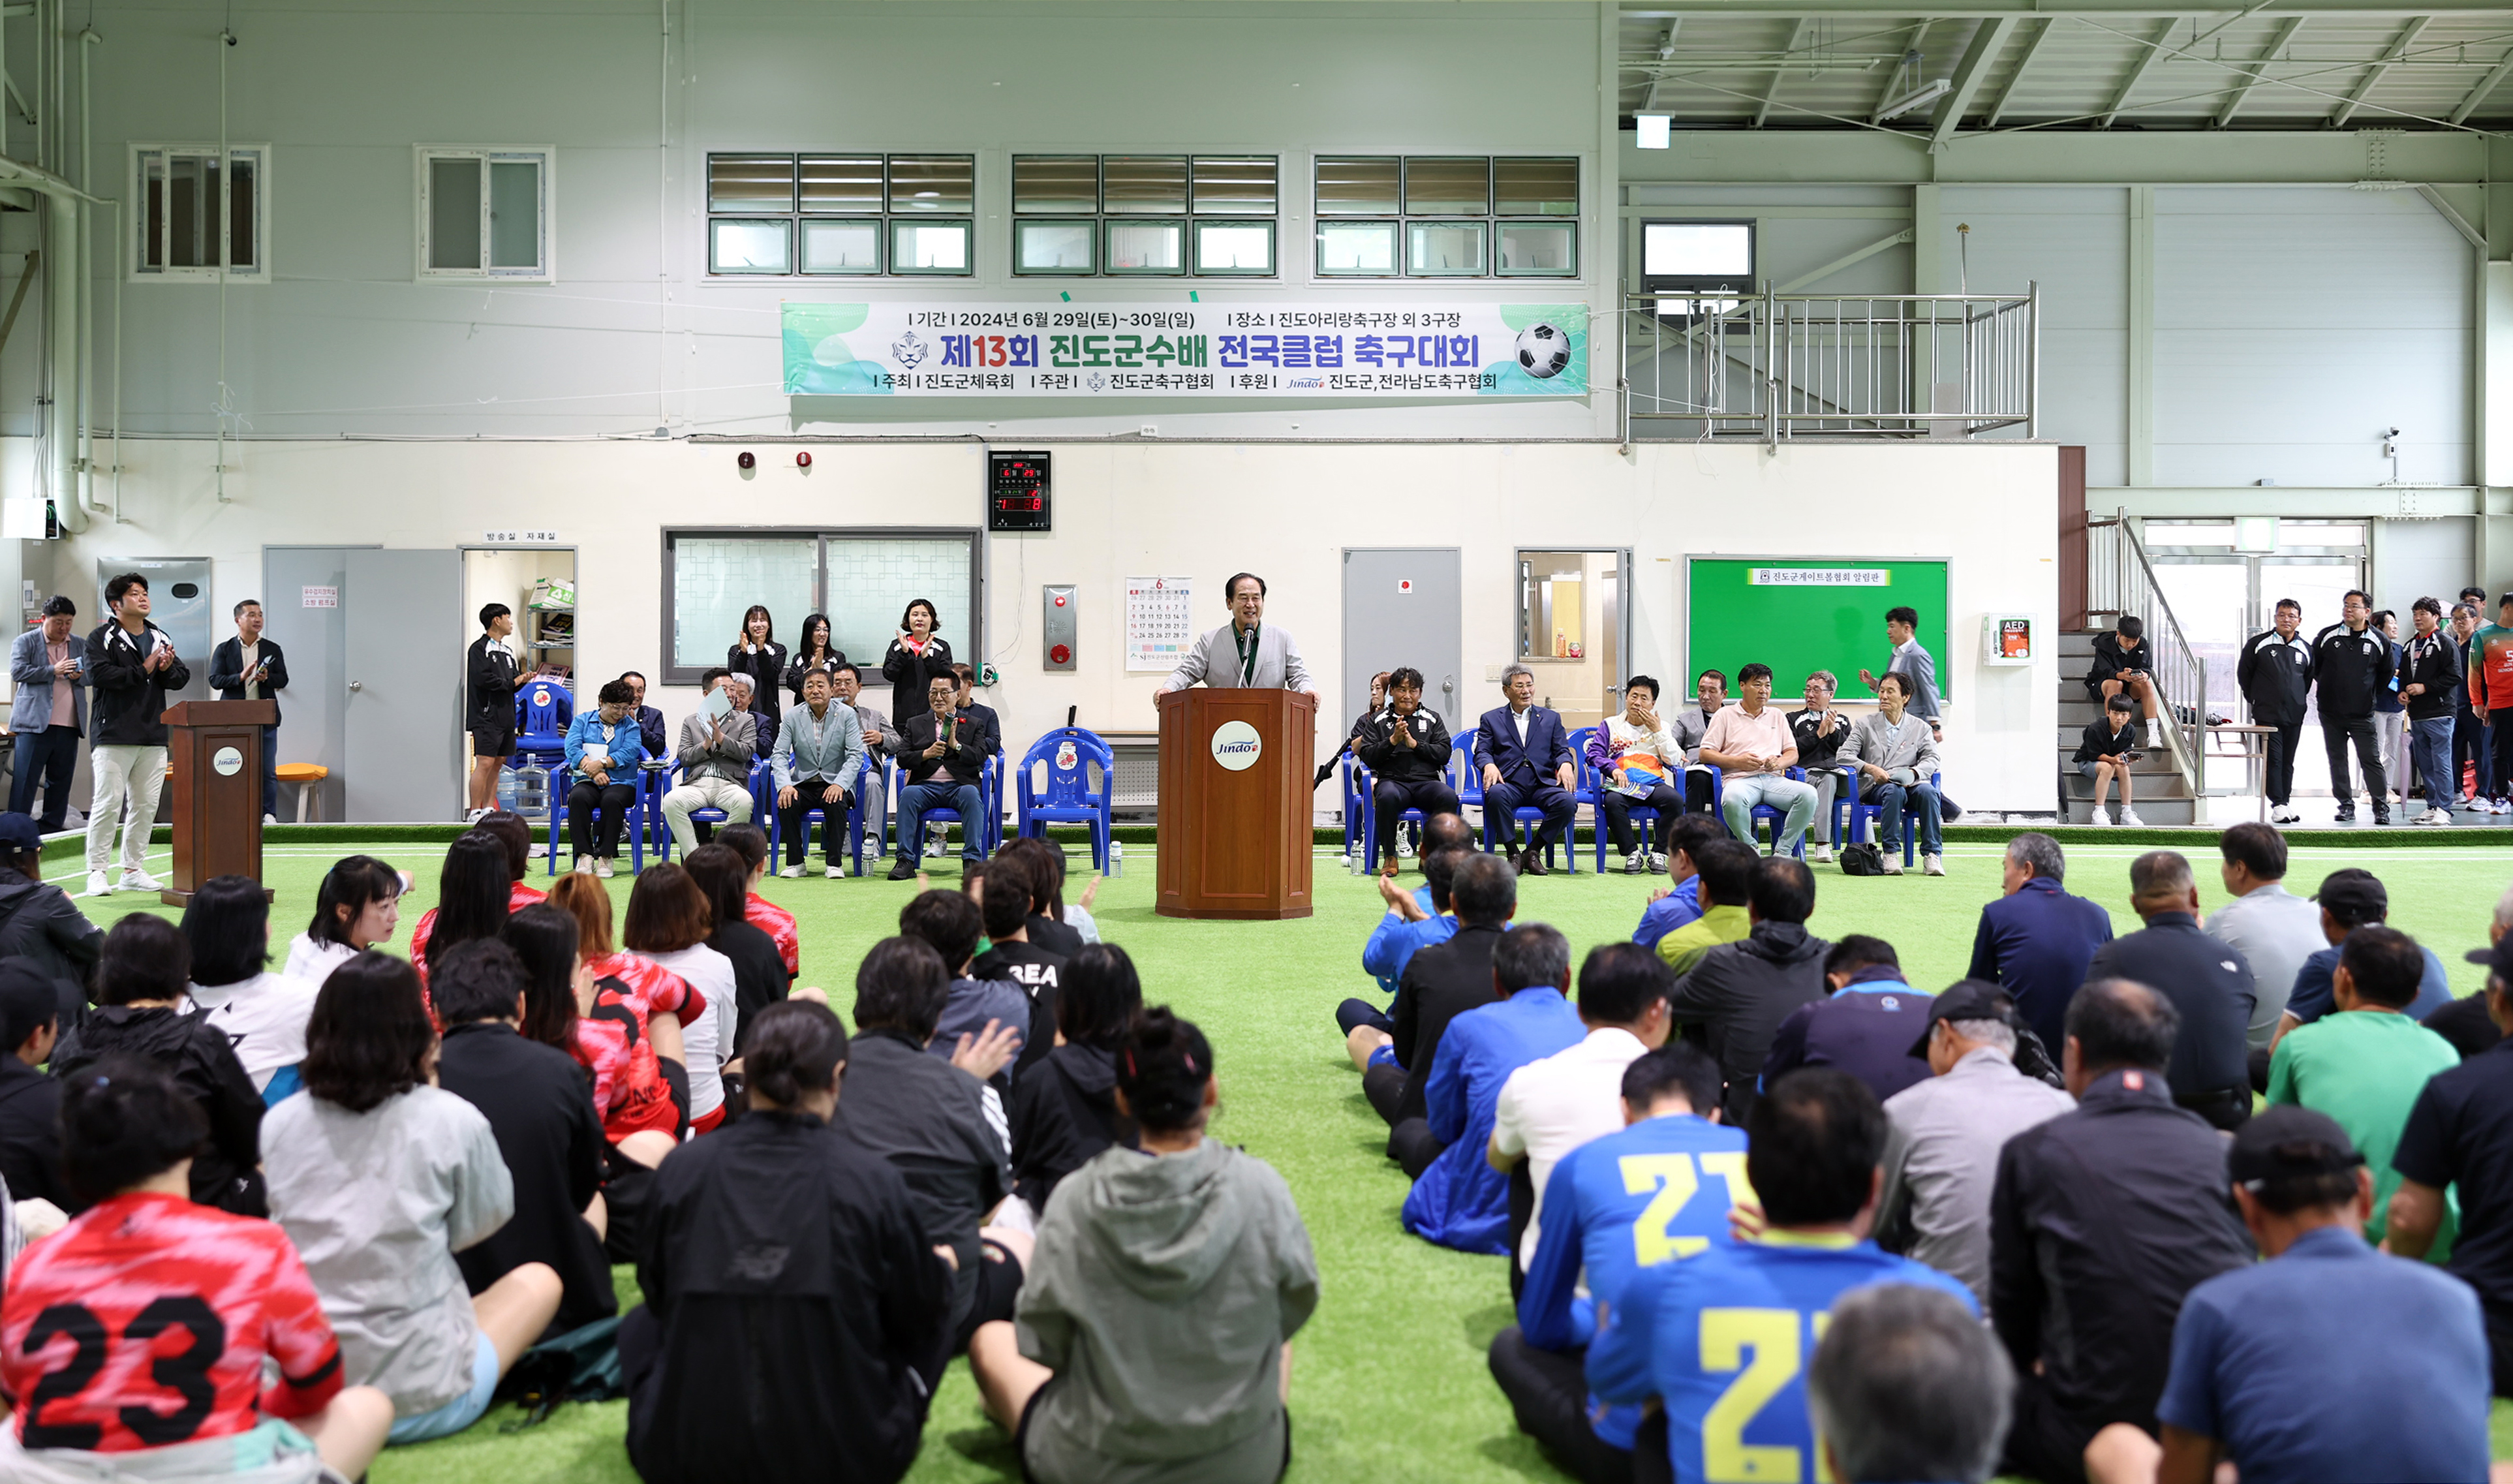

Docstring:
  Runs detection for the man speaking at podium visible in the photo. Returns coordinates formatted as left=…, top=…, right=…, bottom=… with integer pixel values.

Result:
left=1154, top=572, right=1320, bottom=700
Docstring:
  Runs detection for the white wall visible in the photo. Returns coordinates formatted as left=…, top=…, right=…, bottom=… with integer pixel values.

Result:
left=20, top=435, right=2061, bottom=812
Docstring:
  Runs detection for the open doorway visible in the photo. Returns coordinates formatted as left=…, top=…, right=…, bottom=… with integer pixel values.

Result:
left=461, top=546, right=577, bottom=794
left=1516, top=549, right=1629, bottom=733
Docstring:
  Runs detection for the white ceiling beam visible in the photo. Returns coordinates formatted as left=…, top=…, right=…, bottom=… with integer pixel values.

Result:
left=1753, top=18, right=1814, bottom=127
left=1930, top=16, right=2018, bottom=146
left=1620, top=2, right=2488, bottom=16
left=1871, top=19, right=1936, bottom=123
left=2099, top=18, right=2181, bottom=127
left=2332, top=14, right=2429, bottom=126
left=2447, top=46, right=2513, bottom=124
left=1981, top=18, right=2055, bottom=127
left=1641, top=18, right=1682, bottom=111
left=2214, top=16, right=2305, bottom=128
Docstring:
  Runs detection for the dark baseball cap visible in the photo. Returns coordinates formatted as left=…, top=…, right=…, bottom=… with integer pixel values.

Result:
left=2228, top=1105, right=2366, bottom=1190
left=2464, top=939, right=2513, bottom=983
left=0, top=812, right=42, bottom=854
left=2314, top=868, right=2388, bottom=929
left=0, top=959, right=55, bottom=1047
left=1906, top=979, right=2017, bottom=1059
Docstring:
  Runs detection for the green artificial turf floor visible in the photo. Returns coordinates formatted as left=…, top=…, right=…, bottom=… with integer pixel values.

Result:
left=52, top=833, right=2513, bottom=1482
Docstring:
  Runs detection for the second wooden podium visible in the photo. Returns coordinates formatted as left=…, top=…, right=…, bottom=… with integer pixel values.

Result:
left=1155, top=688, right=1316, bottom=920
left=159, top=699, right=277, bottom=906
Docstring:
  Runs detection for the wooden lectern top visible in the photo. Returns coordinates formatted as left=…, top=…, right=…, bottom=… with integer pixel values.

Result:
left=162, top=700, right=279, bottom=727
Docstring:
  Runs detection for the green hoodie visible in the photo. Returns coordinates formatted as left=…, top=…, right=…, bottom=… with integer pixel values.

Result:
left=1017, top=1137, right=1320, bottom=1484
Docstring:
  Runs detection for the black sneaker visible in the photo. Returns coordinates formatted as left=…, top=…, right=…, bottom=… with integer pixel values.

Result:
left=886, top=859, right=917, bottom=881
left=2374, top=809, right=2393, bottom=826
left=2333, top=805, right=2357, bottom=823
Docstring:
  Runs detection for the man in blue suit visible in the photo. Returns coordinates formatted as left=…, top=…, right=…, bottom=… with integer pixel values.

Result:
left=1475, top=666, right=1578, bottom=876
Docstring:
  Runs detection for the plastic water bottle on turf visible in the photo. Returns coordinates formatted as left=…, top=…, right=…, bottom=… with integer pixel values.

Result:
left=1109, top=841, right=1124, bottom=877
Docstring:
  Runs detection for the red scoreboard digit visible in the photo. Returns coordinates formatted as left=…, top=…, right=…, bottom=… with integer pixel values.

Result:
left=987, top=450, right=1053, bottom=533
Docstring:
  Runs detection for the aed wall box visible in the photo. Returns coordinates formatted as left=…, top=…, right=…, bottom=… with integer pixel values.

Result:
left=1981, top=614, right=2033, bottom=666
left=988, top=450, right=1052, bottom=533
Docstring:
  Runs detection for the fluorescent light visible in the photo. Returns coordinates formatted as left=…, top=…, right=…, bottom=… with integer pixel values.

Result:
left=1637, top=115, right=1671, bottom=149
left=1874, top=77, right=1949, bottom=122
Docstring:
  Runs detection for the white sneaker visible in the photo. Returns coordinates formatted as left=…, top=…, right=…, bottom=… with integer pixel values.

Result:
left=2120, top=809, right=2147, bottom=827
left=2424, top=808, right=2452, bottom=826
left=118, top=869, right=162, bottom=893
left=825, top=863, right=843, bottom=879
left=84, top=870, right=112, bottom=897
left=1882, top=854, right=1904, bottom=874
left=2084, top=809, right=2113, bottom=827
left=1923, top=853, right=1946, bottom=876
left=262, top=813, right=279, bottom=826
left=573, top=857, right=593, bottom=874
left=1812, top=843, right=1834, bottom=864
left=1396, top=839, right=1415, bottom=858
left=594, top=858, right=616, bottom=879
left=1648, top=852, right=1669, bottom=874
left=465, top=807, right=492, bottom=824
left=1622, top=851, right=1646, bottom=875
left=777, top=863, right=807, bottom=878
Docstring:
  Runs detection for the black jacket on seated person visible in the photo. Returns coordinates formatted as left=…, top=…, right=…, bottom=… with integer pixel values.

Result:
left=1666, top=920, right=1832, bottom=1128
left=1383, top=921, right=1507, bottom=1125
left=1355, top=705, right=1455, bottom=784
left=1008, top=1042, right=1137, bottom=1212
left=53, top=1004, right=264, bottom=1216
left=0, top=1055, right=69, bottom=1211
left=437, top=1020, right=617, bottom=1337
left=626, top=1107, right=950, bottom=1484
left=898, top=707, right=989, bottom=786
left=2083, top=911, right=2254, bottom=1102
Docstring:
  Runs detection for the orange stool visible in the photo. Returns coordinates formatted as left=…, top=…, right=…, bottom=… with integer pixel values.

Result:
left=276, top=763, right=330, bottom=823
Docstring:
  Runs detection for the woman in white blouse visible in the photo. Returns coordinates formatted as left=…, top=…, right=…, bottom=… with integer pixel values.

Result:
left=281, top=856, right=409, bottom=985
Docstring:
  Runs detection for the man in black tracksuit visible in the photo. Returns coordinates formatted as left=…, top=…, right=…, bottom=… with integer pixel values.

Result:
left=2313, top=589, right=2396, bottom=824
left=2236, top=598, right=2314, bottom=824
left=1355, top=666, right=1458, bottom=875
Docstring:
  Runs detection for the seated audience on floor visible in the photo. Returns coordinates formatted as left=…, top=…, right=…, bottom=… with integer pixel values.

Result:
left=283, top=854, right=407, bottom=984
left=998, top=836, right=1090, bottom=957
left=429, top=938, right=617, bottom=1340
left=1584, top=673, right=1684, bottom=876
left=1588, top=1068, right=1978, bottom=1483
left=2387, top=936, right=2513, bottom=1391
left=1630, top=813, right=1729, bottom=953
left=2084, top=850, right=2256, bottom=1131
left=562, top=678, right=650, bottom=878
left=968, top=1007, right=1318, bottom=1484
left=624, top=998, right=949, bottom=1484
left=1786, top=672, right=1854, bottom=867
left=1810, top=1283, right=2014, bottom=1484
left=474, top=809, right=545, bottom=910
left=622, top=863, right=737, bottom=1133
left=973, top=850, right=1067, bottom=1013
left=1010, top=943, right=1144, bottom=1213
left=835, top=936, right=1026, bottom=1359
left=1837, top=672, right=1946, bottom=876
left=2139, top=1105, right=2493, bottom=1484
left=1344, top=842, right=1468, bottom=1051
left=1490, top=943, right=1674, bottom=1278
left=2426, top=880, right=2513, bottom=1060
left=2266, top=923, right=2459, bottom=1254
left=1667, top=855, right=1831, bottom=1127
left=55, top=914, right=266, bottom=1217
left=1357, top=665, right=1459, bottom=878
left=683, top=841, right=792, bottom=1051
left=898, top=889, right=1036, bottom=1083
left=1653, top=835, right=1757, bottom=976
left=546, top=873, right=696, bottom=1116
left=180, top=872, right=320, bottom=1104
left=1671, top=670, right=1725, bottom=814
left=261, top=951, right=563, bottom=1445
left=1761, top=934, right=1931, bottom=1103
left=715, top=822, right=801, bottom=977
left=0, top=1057, right=393, bottom=1479
left=660, top=666, right=758, bottom=858
left=1701, top=662, right=1817, bottom=856
left=2274, top=868, right=2455, bottom=1043
left=2204, top=822, right=2324, bottom=1067
left=1365, top=853, right=1517, bottom=1145
left=412, top=830, right=515, bottom=987
left=1967, top=832, right=2114, bottom=1057
left=1990, top=978, right=2253, bottom=1484
left=0, top=963, right=65, bottom=1214
left=0, top=811, right=98, bottom=1033
left=1401, top=923, right=1585, bottom=1255
left=1494, top=1042, right=1741, bottom=1483
left=1876, top=981, right=2076, bottom=1310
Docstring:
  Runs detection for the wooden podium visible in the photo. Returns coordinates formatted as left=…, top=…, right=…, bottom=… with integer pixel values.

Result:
left=1156, top=688, right=1316, bottom=920
left=159, top=700, right=277, bottom=906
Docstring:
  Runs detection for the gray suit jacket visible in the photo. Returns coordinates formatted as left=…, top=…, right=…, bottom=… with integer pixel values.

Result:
left=771, top=700, right=864, bottom=796
left=674, top=706, right=758, bottom=786
left=1163, top=621, right=1312, bottom=693
left=1838, top=711, right=1942, bottom=781
left=9, top=628, right=85, bottom=735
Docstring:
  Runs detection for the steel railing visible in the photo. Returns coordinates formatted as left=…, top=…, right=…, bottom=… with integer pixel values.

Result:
left=2086, top=507, right=2205, bottom=798
left=1618, top=288, right=2037, bottom=446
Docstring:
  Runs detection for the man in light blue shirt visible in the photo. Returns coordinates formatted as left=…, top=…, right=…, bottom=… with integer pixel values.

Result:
left=1338, top=849, right=1464, bottom=1058
left=1631, top=815, right=1725, bottom=952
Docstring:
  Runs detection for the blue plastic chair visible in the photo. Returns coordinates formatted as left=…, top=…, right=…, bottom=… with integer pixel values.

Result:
left=1340, top=756, right=1367, bottom=861
left=894, top=754, right=1004, bottom=862
left=1572, top=725, right=1675, bottom=874
left=544, top=762, right=661, bottom=876
left=1015, top=727, right=1116, bottom=871
left=1461, top=739, right=1578, bottom=874
left=654, top=760, right=771, bottom=865
left=510, top=677, right=574, bottom=769
left=1846, top=769, right=1943, bottom=868
left=1352, top=745, right=1467, bottom=871
left=1709, top=764, right=1811, bottom=859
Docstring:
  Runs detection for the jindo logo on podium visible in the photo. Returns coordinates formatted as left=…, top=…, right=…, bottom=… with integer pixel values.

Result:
left=212, top=747, right=243, bottom=777
left=1209, top=720, right=1263, bottom=772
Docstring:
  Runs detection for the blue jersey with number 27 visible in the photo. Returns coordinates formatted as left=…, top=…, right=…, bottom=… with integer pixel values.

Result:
left=1588, top=1234, right=1979, bottom=1484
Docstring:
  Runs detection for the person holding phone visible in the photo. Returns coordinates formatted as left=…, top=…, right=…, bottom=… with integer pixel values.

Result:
left=8, top=596, right=86, bottom=833
left=2075, top=690, right=2146, bottom=828
left=210, top=597, right=290, bottom=825
left=881, top=598, right=955, bottom=732
left=2086, top=615, right=2163, bottom=751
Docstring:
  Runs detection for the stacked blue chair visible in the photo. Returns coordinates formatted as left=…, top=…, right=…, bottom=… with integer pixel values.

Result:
left=894, top=754, right=1004, bottom=863
left=1571, top=725, right=1674, bottom=874
left=1708, top=764, right=1811, bottom=859
left=1351, top=745, right=1468, bottom=873
left=1845, top=770, right=1943, bottom=869
left=510, top=677, right=574, bottom=769
left=1014, top=727, right=1116, bottom=871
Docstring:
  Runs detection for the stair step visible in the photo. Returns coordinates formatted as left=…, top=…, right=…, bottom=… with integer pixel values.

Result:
left=2062, top=797, right=2198, bottom=826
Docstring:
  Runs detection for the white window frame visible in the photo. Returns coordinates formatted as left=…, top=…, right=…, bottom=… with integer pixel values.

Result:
left=128, top=142, right=272, bottom=284
left=414, top=146, right=555, bottom=283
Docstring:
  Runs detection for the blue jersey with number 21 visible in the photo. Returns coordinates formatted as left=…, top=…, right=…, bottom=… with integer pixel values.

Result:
left=1587, top=1234, right=1979, bottom=1484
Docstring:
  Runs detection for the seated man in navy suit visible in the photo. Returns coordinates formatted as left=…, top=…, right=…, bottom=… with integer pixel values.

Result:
left=1475, top=666, right=1578, bottom=877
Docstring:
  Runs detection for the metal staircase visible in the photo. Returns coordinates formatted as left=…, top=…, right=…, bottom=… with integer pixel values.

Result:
left=2060, top=510, right=2206, bottom=825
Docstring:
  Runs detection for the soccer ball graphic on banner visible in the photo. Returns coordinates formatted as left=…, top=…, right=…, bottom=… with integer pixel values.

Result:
left=1515, top=322, right=1571, bottom=380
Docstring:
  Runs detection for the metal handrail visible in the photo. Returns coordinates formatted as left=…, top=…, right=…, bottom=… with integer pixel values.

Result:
left=2085, top=508, right=2206, bottom=799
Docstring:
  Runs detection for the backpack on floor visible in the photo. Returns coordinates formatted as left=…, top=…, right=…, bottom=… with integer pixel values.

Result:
left=497, top=1316, right=624, bottom=1428
left=1837, top=842, right=1889, bottom=876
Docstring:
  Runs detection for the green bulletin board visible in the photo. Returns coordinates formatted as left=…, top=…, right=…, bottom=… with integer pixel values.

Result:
left=1684, top=557, right=1952, bottom=702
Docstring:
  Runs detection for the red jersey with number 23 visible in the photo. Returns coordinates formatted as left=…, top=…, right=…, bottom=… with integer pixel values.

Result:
left=1, top=1191, right=344, bottom=1452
